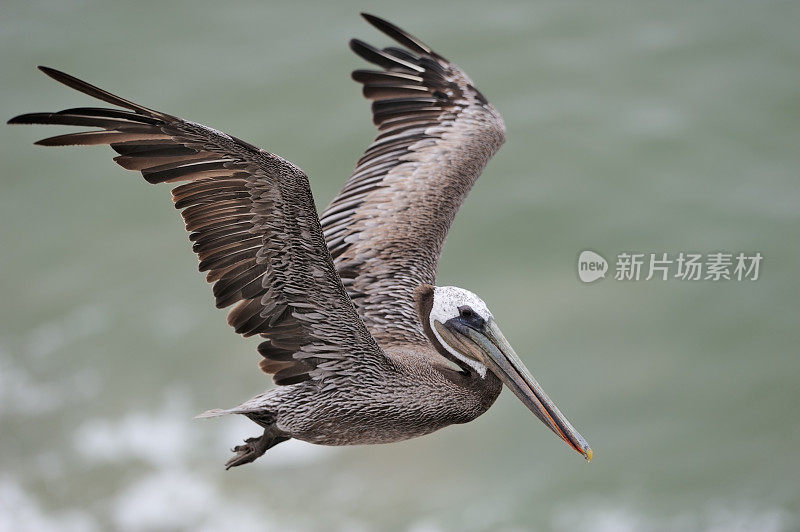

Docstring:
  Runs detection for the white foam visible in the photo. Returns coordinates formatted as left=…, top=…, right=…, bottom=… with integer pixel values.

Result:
left=0, top=478, right=98, bottom=532
left=72, top=391, right=193, bottom=467
left=552, top=499, right=794, bottom=532
left=111, top=469, right=214, bottom=531
left=110, top=469, right=295, bottom=532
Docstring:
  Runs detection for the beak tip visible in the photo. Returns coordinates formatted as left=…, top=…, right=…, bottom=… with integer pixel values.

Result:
left=584, top=447, right=593, bottom=462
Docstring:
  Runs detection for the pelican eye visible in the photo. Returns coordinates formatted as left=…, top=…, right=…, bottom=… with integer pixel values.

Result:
left=457, top=305, right=484, bottom=328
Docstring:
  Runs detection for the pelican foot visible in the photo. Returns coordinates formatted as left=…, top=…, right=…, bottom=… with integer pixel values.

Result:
left=225, top=428, right=289, bottom=469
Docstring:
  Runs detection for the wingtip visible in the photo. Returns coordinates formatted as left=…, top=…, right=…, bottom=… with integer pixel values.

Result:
left=36, top=65, right=84, bottom=90
left=36, top=66, right=95, bottom=93
left=360, top=12, right=389, bottom=31
left=349, top=38, right=369, bottom=53
left=34, top=65, right=164, bottom=117
left=7, top=112, right=55, bottom=125
left=360, top=12, right=393, bottom=29
left=37, top=65, right=64, bottom=81
left=356, top=12, right=433, bottom=56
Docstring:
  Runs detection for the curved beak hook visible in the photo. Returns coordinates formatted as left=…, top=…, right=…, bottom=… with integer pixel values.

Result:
left=462, top=319, right=593, bottom=461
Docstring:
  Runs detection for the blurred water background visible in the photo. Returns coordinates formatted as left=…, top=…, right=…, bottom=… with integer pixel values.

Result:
left=1, top=1, right=799, bottom=530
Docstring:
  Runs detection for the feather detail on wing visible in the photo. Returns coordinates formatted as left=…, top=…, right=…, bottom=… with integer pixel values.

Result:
left=9, top=67, right=391, bottom=388
left=321, top=14, right=506, bottom=347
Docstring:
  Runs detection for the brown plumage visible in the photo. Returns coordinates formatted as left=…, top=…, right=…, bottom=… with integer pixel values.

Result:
left=323, top=14, right=506, bottom=347
left=9, top=14, right=592, bottom=468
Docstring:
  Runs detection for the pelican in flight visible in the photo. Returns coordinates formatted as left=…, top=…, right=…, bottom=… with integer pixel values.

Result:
left=10, top=14, right=592, bottom=468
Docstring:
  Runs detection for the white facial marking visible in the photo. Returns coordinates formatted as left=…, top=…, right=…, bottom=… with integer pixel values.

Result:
left=429, top=286, right=493, bottom=324
left=429, top=286, right=493, bottom=378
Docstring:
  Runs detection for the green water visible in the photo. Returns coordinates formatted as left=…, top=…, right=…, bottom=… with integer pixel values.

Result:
left=2, top=1, right=799, bottom=530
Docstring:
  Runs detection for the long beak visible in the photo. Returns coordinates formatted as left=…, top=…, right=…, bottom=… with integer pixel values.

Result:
left=463, top=319, right=593, bottom=461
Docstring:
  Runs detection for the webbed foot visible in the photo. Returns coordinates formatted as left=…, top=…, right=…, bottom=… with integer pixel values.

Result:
left=225, top=428, right=289, bottom=469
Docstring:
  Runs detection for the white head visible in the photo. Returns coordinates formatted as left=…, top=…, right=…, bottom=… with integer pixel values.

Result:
left=429, top=286, right=493, bottom=324
left=428, top=286, right=493, bottom=377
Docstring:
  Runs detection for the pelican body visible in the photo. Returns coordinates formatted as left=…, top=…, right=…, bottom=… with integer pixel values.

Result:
left=9, top=14, right=592, bottom=468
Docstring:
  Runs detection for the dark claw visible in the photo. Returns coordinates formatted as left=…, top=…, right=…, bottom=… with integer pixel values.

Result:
left=224, top=430, right=289, bottom=469
left=225, top=436, right=269, bottom=469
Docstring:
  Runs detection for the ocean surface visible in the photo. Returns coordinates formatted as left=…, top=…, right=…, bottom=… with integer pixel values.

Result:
left=1, top=1, right=799, bottom=530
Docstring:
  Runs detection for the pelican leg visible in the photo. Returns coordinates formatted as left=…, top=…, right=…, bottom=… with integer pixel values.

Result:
left=225, top=425, right=289, bottom=469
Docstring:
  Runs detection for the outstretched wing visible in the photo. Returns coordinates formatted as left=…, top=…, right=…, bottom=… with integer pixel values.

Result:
left=320, top=14, right=506, bottom=347
left=9, top=67, right=392, bottom=389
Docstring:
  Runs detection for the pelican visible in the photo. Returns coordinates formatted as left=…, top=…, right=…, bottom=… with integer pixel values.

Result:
left=9, top=13, right=592, bottom=468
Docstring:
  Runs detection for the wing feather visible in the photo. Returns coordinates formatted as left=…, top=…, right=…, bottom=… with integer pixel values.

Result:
left=9, top=67, right=392, bottom=387
left=321, top=14, right=506, bottom=346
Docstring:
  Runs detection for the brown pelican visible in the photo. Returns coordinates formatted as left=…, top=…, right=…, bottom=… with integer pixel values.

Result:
left=9, top=13, right=592, bottom=468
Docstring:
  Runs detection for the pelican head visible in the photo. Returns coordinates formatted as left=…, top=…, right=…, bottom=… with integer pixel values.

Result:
left=416, top=284, right=592, bottom=461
